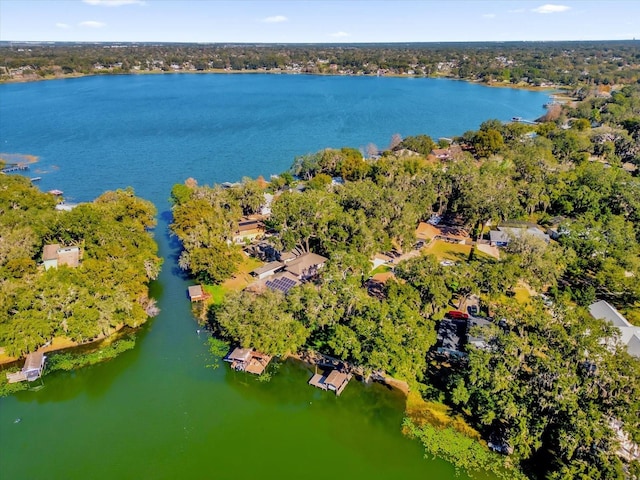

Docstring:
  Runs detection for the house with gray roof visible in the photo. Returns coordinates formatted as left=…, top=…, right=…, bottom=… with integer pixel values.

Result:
left=589, top=300, right=640, bottom=358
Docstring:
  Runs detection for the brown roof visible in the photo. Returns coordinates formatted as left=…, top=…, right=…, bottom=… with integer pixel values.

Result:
left=43, top=244, right=60, bottom=261
left=57, top=246, right=80, bottom=268
left=325, top=370, right=349, bottom=388
left=415, top=222, right=439, bottom=240
left=188, top=285, right=204, bottom=299
left=252, top=261, right=284, bottom=276
left=238, top=219, right=263, bottom=232
left=285, top=252, right=328, bottom=276
left=227, top=348, right=252, bottom=362
left=279, top=251, right=298, bottom=263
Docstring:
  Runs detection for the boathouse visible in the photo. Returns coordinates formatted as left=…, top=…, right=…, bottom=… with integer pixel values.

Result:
left=308, top=368, right=352, bottom=396
left=6, top=351, right=47, bottom=383
left=188, top=285, right=207, bottom=302
left=225, top=348, right=272, bottom=375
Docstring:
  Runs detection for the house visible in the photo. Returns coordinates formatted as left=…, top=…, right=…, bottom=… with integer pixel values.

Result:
left=279, top=251, right=298, bottom=263
left=308, top=368, right=352, bottom=396
left=265, top=271, right=302, bottom=294
left=260, top=193, right=274, bottom=216
left=589, top=300, right=640, bottom=358
left=224, top=347, right=272, bottom=375
left=417, top=222, right=470, bottom=244
left=232, top=218, right=265, bottom=244
left=6, top=351, right=46, bottom=383
left=436, top=319, right=467, bottom=357
left=489, top=226, right=550, bottom=247
left=415, top=222, right=440, bottom=242
left=42, top=244, right=80, bottom=270
left=251, top=261, right=284, bottom=280
left=436, top=316, right=493, bottom=356
left=430, top=145, right=462, bottom=161
left=284, top=252, right=328, bottom=280
left=188, top=285, right=207, bottom=302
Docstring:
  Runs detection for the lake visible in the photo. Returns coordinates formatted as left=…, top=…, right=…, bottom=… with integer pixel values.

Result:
left=0, top=74, right=549, bottom=479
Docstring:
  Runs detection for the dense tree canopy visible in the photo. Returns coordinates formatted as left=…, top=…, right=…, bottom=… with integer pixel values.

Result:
left=0, top=178, right=161, bottom=356
left=176, top=84, right=640, bottom=479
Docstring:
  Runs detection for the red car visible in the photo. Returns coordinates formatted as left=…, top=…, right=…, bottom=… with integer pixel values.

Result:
left=447, top=310, right=469, bottom=319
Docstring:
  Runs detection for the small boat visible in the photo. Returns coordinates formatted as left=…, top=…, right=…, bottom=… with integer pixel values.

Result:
left=30, top=177, right=42, bottom=182
left=48, top=189, right=64, bottom=196
left=511, top=116, right=522, bottom=122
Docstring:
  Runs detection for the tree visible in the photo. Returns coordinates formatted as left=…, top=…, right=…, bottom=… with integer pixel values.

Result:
left=211, top=290, right=308, bottom=355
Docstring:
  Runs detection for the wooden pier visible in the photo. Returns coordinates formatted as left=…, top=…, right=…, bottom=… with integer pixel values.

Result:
left=225, top=348, right=272, bottom=375
left=309, top=368, right=352, bottom=396
left=1, top=164, right=29, bottom=173
left=6, top=351, right=46, bottom=383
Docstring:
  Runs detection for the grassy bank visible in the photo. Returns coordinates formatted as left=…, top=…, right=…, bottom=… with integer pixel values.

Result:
left=0, top=335, right=136, bottom=397
left=403, top=392, right=525, bottom=479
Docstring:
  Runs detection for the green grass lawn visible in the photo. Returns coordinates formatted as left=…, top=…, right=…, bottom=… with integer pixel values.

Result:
left=203, top=255, right=264, bottom=305
left=370, top=264, right=392, bottom=275
left=203, top=284, right=225, bottom=305
left=423, top=240, right=472, bottom=262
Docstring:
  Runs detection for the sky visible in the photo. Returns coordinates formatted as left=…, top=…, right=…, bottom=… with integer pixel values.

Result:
left=0, top=0, right=638, bottom=43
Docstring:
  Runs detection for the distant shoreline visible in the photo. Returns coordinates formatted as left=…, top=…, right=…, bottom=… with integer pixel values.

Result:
left=0, top=69, right=565, bottom=94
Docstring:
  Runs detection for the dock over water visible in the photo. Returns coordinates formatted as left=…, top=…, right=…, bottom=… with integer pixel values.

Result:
left=1, top=164, right=29, bottom=173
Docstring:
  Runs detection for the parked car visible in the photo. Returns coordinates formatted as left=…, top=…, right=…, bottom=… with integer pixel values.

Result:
left=468, top=305, right=479, bottom=316
left=447, top=310, right=469, bottom=319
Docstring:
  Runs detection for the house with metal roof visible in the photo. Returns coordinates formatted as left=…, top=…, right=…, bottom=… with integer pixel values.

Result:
left=589, top=300, right=640, bottom=357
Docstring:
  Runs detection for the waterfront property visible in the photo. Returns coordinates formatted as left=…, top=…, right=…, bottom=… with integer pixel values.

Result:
left=225, top=347, right=272, bottom=375
left=6, top=351, right=46, bottom=383
left=232, top=218, right=265, bottom=244
left=283, top=252, right=328, bottom=280
left=188, top=285, right=207, bottom=302
left=309, top=368, right=352, bottom=396
left=489, top=226, right=550, bottom=247
left=589, top=300, right=640, bottom=357
left=415, top=222, right=469, bottom=244
left=251, top=261, right=285, bottom=280
left=42, top=244, right=80, bottom=270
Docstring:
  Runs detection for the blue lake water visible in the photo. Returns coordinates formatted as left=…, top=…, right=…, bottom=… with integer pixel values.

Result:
left=0, top=74, right=549, bottom=479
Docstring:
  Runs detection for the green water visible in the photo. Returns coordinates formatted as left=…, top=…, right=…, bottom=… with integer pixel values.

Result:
left=0, top=217, right=465, bottom=479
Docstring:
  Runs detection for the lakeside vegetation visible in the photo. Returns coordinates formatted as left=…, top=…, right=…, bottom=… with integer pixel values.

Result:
left=0, top=177, right=162, bottom=363
left=171, top=84, right=640, bottom=478
left=1, top=40, right=639, bottom=89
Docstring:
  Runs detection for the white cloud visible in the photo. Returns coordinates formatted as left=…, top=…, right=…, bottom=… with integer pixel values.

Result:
left=56, top=23, right=70, bottom=29
left=79, top=21, right=106, bottom=28
left=262, top=15, right=288, bottom=23
left=532, top=4, right=571, bottom=14
left=330, top=32, right=350, bottom=38
left=482, top=14, right=496, bottom=19
left=83, top=0, right=146, bottom=6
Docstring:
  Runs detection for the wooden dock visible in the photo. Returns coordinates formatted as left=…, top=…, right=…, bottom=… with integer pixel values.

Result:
left=225, top=348, right=272, bottom=375
left=6, top=351, right=46, bottom=383
left=308, top=368, right=352, bottom=396
left=1, top=164, right=29, bottom=173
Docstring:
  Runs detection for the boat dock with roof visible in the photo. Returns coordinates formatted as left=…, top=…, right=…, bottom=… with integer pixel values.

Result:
left=6, top=351, right=47, bottom=383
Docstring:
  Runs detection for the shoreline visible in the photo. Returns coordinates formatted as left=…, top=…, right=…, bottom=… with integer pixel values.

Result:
left=288, top=350, right=411, bottom=396
left=0, top=69, right=565, bottom=93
